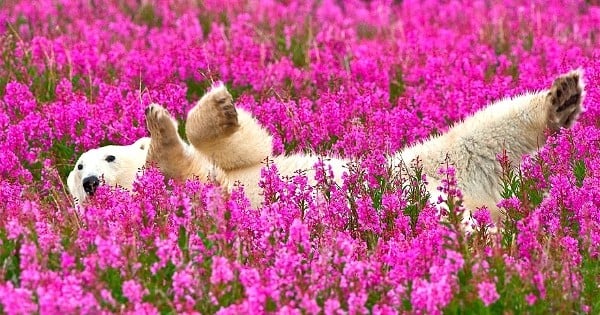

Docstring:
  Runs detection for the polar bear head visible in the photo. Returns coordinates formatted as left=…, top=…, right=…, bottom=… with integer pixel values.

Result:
left=67, top=137, right=151, bottom=203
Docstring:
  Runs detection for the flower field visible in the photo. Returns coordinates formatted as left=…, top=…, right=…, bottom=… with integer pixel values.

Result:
left=1, top=0, right=600, bottom=313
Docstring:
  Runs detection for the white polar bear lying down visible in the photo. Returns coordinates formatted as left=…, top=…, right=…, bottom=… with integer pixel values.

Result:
left=68, top=70, right=584, bottom=221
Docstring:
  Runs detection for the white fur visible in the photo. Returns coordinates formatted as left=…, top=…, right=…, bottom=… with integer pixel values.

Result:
left=68, top=70, right=584, bottom=225
left=67, top=138, right=150, bottom=203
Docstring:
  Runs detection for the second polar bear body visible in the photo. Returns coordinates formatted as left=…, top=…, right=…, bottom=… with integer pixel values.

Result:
left=68, top=70, right=585, bottom=222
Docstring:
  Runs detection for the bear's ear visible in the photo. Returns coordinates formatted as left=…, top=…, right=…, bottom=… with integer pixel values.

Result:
left=133, top=137, right=151, bottom=151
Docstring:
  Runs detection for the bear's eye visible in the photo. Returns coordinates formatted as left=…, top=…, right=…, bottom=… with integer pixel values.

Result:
left=77, top=164, right=83, bottom=170
left=105, top=155, right=116, bottom=163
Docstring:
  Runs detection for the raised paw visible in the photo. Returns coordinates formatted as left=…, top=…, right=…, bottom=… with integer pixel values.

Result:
left=201, top=84, right=239, bottom=135
left=145, top=104, right=179, bottom=145
left=211, top=85, right=239, bottom=132
left=547, top=70, right=585, bottom=130
left=186, top=84, right=240, bottom=145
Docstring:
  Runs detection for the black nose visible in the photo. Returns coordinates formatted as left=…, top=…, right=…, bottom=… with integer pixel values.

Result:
left=82, top=176, right=100, bottom=196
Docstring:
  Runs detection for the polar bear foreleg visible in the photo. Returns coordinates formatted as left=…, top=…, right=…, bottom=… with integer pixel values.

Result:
left=145, top=104, right=228, bottom=185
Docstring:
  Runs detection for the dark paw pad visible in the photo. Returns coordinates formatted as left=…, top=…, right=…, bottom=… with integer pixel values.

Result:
left=547, top=70, right=584, bottom=129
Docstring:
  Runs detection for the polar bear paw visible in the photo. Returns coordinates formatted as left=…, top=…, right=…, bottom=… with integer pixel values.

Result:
left=206, top=85, right=239, bottom=134
left=145, top=104, right=179, bottom=146
left=547, top=70, right=584, bottom=130
left=186, top=84, right=240, bottom=146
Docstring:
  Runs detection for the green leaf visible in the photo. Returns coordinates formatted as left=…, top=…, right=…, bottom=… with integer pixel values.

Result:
left=100, top=268, right=127, bottom=304
left=572, top=159, right=586, bottom=188
left=389, top=67, right=405, bottom=105
left=178, top=225, right=189, bottom=262
left=0, top=232, right=22, bottom=286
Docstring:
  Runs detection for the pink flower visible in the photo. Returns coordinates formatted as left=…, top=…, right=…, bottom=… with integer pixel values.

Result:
left=0, top=283, right=37, bottom=315
left=210, top=256, right=234, bottom=285
left=525, top=293, right=537, bottom=306
left=122, top=280, right=147, bottom=304
left=173, top=267, right=196, bottom=297
left=411, top=276, right=454, bottom=314
left=60, top=252, right=75, bottom=270
left=472, top=207, right=493, bottom=228
left=324, top=298, right=341, bottom=315
left=477, top=281, right=499, bottom=306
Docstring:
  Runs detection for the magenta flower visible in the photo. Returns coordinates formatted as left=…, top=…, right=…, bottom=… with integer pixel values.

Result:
left=526, top=293, right=537, bottom=306
left=477, top=281, right=500, bottom=306
left=122, top=279, right=147, bottom=304
left=472, top=207, right=493, bottom=228
left=210, top=256, right=235, bottom=285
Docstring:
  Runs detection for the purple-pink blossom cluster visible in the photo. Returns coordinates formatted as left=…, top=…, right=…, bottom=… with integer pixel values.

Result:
left=1, top=0, right=600, bottom=313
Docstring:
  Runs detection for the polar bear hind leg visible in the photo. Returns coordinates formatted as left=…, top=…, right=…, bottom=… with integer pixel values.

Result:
left=398, top=70, right=584, bottom=221
left=185, top=83, right=273, bottom=171
left=462, top=70, right=583, bottom=215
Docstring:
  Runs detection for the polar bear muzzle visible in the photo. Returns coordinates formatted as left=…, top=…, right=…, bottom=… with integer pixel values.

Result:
left=82, top=175, right=100, bottom=196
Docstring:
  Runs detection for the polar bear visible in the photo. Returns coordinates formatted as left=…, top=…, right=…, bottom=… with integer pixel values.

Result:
left=67, top=70, right=584, bottom=221
left=67, top=137, right=151, bottom=202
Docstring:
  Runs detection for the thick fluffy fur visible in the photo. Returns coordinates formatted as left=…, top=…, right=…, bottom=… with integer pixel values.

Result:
left=395, top=70, right=584, bottom=220
left=68, top=71, right=584, bottom=220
